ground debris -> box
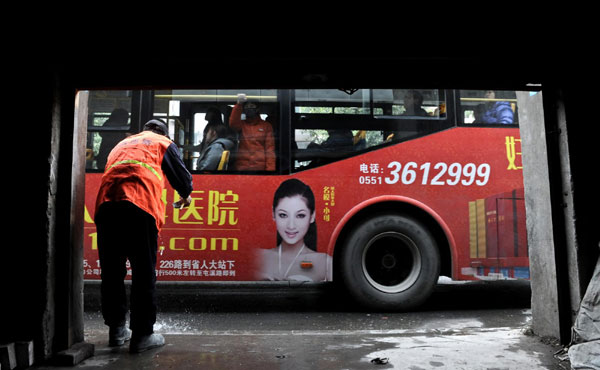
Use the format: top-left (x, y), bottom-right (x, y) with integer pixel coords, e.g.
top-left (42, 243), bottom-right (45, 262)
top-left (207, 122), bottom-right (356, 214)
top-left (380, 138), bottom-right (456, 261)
top-left (371, 357), bottom-right (389, 365)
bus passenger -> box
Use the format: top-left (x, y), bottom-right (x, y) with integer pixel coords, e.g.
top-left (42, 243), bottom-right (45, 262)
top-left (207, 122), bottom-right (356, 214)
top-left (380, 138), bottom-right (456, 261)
top-left (229, 94), bottom-right (276, 171)
top-left (94, 119), bottom-right (193, 353)
top-left (258, 179), bottom-right (332, 282)
top-left (196, 123), bottom-right (236, 171)
top-left (476, 90), bottom-right (514, 124)
top-left (402, 90), bottom-right (428, 117)
top-left (385, 90), bottom-right (429, 142)
top-left (205, 106), bottom-right (224, 126)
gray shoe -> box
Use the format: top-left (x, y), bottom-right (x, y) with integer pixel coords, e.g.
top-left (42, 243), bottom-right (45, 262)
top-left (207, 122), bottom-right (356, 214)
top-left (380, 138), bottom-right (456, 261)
top-left (109, 326), bottom-right (132, 346)
top-left (129, 333), bottom-right (165, 353)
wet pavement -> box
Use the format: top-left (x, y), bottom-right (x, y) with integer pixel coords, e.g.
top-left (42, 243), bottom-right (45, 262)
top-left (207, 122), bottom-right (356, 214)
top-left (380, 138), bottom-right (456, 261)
top-left (33, 280), bottom-right (571, 369)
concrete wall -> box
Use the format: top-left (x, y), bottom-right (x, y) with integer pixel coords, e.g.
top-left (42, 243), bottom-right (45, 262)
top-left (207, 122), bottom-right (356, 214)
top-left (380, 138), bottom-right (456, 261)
top-left (0, 73), bottom-right (91, 363)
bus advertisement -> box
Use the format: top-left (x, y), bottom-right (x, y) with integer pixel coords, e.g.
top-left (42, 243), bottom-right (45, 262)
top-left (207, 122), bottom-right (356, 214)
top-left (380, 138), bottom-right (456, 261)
top-left (82, 88), bottom-right (532, 310)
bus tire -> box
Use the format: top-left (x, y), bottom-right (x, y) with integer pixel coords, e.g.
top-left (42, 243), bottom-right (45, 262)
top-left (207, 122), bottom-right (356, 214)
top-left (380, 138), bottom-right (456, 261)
top-left (340, 213), bottom-right (440, 311)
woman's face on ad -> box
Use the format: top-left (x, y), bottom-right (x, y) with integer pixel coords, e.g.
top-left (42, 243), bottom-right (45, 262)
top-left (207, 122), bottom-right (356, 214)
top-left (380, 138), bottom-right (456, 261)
top-left (274, 195), bottom-right (315, 248)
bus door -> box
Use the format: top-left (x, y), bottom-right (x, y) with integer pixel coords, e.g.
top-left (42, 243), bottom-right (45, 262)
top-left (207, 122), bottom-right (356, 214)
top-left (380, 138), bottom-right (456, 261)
top-left (492, 190), bottom-right (528, 278)
top-left (468, 186), bottom-right (528, 280)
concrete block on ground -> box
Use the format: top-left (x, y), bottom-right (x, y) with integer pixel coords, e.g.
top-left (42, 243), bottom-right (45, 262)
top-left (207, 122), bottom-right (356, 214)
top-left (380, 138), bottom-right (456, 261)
top-left (0, 343), bottom-right (16, 370)
top-left (53, 342), bottom-right (94, 366)
top-left (15, 341), bottom-right (34, 369)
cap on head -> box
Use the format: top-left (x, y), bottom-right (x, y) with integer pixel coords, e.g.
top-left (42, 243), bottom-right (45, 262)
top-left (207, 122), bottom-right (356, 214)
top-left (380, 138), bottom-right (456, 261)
top-left (143, 119), bottom-right (169, 136)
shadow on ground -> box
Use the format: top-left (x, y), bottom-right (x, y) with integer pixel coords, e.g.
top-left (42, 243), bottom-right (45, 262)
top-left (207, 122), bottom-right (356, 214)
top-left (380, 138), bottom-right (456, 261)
top-left (84, 279), bottom-right (531, 314)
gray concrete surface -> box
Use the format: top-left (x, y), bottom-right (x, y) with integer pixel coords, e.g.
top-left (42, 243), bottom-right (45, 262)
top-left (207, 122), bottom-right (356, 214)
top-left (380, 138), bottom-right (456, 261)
top-left (33, 310), bottom-right (568, 370)
top-left (31, 280), bottom-right (571, 369)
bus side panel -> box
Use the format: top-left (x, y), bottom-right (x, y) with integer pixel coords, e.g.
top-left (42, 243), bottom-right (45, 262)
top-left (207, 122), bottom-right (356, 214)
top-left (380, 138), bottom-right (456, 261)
top-left (83, 126), bottom-right (526, 282)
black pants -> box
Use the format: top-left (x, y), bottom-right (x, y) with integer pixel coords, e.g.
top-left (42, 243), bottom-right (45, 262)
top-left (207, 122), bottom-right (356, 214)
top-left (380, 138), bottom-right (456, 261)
top-left (96, 201), bottom-right (158, 336)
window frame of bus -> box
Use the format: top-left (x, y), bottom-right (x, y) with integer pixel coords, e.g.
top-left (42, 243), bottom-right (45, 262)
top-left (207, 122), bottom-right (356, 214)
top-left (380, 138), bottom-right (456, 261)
top-left (85, 89), bottom-right (456, 174)
top-left (85, 90), bottom-right (152, 172)
top-left (151, 90), bottom-right (282, 175)
top-left (456, 90), bottom-right (519, 127)
top-left (291, 89), bottom-right (455, 172)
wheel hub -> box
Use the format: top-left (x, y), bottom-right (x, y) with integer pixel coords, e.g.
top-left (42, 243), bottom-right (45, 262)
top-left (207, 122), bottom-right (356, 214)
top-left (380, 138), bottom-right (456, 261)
top-left (361, 231), bottom-right (422, 293)
top-left (381, 254), bottom-right (397, 269)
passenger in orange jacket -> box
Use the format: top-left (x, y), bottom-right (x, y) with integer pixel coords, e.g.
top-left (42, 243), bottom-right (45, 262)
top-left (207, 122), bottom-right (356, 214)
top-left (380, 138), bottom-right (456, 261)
top-left (229, 94), bottom-right (276, 171)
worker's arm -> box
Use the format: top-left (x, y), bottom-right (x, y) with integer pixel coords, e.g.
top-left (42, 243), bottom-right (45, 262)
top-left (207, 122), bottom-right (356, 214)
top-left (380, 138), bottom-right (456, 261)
top-left (162, 143), bottom-right (193, 203)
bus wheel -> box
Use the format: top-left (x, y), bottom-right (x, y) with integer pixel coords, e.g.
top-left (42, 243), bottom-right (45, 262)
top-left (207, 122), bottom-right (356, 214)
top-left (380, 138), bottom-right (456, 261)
top-left (340, 214), bottom-right (440, 311)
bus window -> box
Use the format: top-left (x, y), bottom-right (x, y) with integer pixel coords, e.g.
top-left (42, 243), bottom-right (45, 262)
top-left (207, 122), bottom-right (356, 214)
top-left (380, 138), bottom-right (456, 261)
top-left (153, 90), bottom-right (279, 173)
top-left (85, 90), bottom-right (133, 171)
top-left (459, 90), bottom-right (519, 125)
top-left (372, 89), bottom-right (446, 118)
top-left (153, 90), bottom-right (194, 168)
top-left (292, 89), bottom-right (448, 170)
top-left (374, 89), bottom-right (447, 143)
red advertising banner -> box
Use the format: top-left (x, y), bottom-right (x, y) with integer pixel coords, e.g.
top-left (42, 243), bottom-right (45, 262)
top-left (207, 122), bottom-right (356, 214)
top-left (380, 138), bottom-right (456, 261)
top-left (84, 127), bottom-right (527, 282)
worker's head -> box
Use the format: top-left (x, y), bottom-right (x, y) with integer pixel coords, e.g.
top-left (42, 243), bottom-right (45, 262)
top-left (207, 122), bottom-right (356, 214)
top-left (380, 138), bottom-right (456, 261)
top-left (143, 119), bottom-right (169, 137)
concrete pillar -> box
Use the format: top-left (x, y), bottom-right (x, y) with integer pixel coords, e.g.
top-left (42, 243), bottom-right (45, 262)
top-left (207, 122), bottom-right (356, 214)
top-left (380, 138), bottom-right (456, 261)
top-left (518, 89), bottom-right (582, 343)
top-left (518, 90), bottom-right (563, 339)
top-left (39, 75), bottom-right (93, 364)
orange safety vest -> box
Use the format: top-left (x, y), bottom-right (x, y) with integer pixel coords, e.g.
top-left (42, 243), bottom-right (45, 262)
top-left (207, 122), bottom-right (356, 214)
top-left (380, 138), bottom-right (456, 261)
top-left (94, 131), bottom-right (172, 231)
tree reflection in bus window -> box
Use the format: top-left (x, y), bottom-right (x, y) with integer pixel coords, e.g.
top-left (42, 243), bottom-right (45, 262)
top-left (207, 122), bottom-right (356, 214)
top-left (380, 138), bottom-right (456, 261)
top-left (292, 89), bottom-right (447, 171)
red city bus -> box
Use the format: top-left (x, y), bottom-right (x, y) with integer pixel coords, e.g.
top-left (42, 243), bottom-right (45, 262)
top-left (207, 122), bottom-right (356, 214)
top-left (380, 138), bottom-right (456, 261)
top-left (82, 88), bottom-right (532, 310)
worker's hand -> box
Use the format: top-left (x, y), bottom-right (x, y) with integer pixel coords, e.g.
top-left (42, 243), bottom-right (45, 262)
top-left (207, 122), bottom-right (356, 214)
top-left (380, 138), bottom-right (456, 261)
top-left (237, 93), bottom-right (247, 104)
top-left (173, 195), bottom-right (193, 209)
top-left (182, 195), bottom-right (192, 207)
